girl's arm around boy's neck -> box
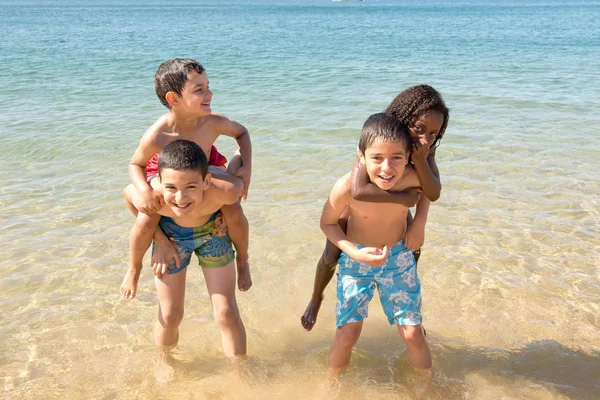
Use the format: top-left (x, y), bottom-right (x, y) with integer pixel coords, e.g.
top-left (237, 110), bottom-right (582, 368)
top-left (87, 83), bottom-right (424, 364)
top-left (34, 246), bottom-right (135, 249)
top-left (350, 160), bottom-right (421, 207)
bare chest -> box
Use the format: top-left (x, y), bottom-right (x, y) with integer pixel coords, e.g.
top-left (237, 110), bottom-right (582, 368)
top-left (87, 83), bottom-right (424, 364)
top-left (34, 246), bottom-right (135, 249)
top-left (346, 200), bottom-right (409, 247)
top-left (160, 128), bottom-right (215, 157)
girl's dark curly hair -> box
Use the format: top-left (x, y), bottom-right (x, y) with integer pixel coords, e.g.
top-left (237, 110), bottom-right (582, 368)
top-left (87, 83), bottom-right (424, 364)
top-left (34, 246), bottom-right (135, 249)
top-left (385, 85), bottom-right (449, 152)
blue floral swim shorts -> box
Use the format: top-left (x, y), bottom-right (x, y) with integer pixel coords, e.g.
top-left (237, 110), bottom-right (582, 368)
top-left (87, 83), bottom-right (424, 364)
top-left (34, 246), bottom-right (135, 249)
top-left (335, 240), bottom-right (422, 328)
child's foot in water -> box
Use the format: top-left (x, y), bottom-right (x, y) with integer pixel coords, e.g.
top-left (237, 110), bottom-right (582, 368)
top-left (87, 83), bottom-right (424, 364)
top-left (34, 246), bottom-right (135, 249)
top-left (154, 346), bottom-right (176, 383)
top-left (120, 264), bottom-right (141, 299)
top-left (301, 296), bottom-right (323, 331)
top-left (236, 255), bottom-right (252, 292)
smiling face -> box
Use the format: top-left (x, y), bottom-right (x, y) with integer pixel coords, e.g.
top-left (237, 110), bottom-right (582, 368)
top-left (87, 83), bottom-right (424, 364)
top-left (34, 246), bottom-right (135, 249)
top-left (409, 110), bottom-right (444, 148)
top-left (175, 71), bottom-right (213, 116)
top-left (159, 168), bottom-right (210, 217)
top-left (359, 138), bottom-right (409, 190)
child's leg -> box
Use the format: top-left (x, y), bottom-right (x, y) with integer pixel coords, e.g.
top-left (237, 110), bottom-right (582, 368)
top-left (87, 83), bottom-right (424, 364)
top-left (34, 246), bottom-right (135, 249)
top-left (301, 239), bottom-right (341, 331)
top-left (203, 261), bottom-right (247, 359)
top-left (397, 324), bottom-right (432, 374)
top-left (154, 268), bottom-right (187, 347)
top-left (220, 202), bottom-right (251, 292)
top-left (121, 212), bottom-right (160, 299)
top-left (327, 321), bottom-right (364, 374)
top-left (301, 211), bottom-right (349, 331)
top-left (221, 152), bottom-right (251, 292)
top-left (406, 211), bottom-right (421, 263)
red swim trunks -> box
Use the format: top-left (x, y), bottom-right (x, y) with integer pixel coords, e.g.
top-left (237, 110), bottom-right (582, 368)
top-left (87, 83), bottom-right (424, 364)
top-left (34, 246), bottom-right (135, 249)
top-left (146, 145), bottom-right (227, 178)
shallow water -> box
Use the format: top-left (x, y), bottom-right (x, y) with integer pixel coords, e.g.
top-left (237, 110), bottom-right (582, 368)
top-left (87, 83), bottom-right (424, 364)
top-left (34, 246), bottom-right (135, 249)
top-left (1, 0), bottom-right (599, 399)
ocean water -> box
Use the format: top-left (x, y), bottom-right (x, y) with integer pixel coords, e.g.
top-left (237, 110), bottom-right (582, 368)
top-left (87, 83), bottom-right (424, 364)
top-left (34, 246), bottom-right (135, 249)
top-left (1, 0), bottom-right (599, 398)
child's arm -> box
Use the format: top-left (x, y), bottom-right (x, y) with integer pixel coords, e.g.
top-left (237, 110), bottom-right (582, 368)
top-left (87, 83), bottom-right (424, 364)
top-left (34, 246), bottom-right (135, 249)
top-left (128, 132), bottom-right (165, 214)
top-left (123, 184), bottom-right (181, 278)
top-left (215, 117), bottom-right (252, 200)
top-left (320, 177), bottom-right (388, 267)
top-left (123, 184), bottom-right (173, 219)
top-left (405, 195), bottom-right (430, 252)
top-left (351, 160), bottom-right (421, 206)
top-left (401, 162), bottom-right (432, 252)
top-left (410, 146), bottom-right (441, 202)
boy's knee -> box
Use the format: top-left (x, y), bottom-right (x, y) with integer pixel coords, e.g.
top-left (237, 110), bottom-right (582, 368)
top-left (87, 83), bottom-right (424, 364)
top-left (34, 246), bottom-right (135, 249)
top-left (214, 303), bottom-right (240, 327)
top-left (160, 308), bottom-right (184, 328)
top-left (401, 325), bottom-right (426, 345)
top-left (336, 326), bottom-right (361, 348)
top-left (135, 212), bottom-right (160, 229)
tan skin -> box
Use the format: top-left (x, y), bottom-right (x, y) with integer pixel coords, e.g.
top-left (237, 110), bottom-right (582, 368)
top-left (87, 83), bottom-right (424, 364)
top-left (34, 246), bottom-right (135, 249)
top-left (321, 141), bottom-right (431, 374)
top-left (120, 166), bottom-right (243, 298)
top-left (126, 70), bottom-right (253, 292)
top-left (121, 168), bottom-right (247, 358)
top-left (301, 111), bottom-right (444, 332)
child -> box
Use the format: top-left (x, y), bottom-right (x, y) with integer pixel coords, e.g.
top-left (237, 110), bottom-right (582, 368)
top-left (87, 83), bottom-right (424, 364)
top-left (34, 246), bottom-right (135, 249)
top-left (319, 113), bottom-right (431, 376)
top-left (301, 85), bottom-right (448, 331)
top-left (120, 58), bottom-right (252, 299)
top-left (123, 140), bottom-right (247, 358)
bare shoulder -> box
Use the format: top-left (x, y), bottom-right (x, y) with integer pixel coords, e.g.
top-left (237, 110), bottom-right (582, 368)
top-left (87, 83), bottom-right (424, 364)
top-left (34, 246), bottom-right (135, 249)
top-left (142, 114), bottom-right (172, 145)
top-left (330, 172), bottom-right (353, 201)
top-left (196, 113), bottom-right (230, 137)
top-left (206, 113), bottom-right (230, 126)
top-left (396, 164), bottom-right (421, 190)
top-left (206, 113), bottom-right (247, 138)
top-left (197, 187), bottom-right (227, 216)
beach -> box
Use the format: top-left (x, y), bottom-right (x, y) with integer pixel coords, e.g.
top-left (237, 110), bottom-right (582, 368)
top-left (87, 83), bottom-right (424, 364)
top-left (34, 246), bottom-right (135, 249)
top-left (1, 0), bottom-right (599, 398)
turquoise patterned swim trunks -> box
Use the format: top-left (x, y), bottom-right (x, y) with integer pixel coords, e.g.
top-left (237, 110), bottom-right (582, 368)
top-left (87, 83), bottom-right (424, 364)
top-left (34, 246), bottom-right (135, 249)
top-left (336, 240), bottom-right (422, 328)
top-left (155, 211), bottom-right (235, 274)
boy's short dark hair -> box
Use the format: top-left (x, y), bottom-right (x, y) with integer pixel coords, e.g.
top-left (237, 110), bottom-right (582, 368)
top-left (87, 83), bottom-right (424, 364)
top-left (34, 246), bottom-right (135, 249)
top-left (358, 113), bottom-right (411, 154)
top-left (158, 140), bottom-right (208, 178)
top-left (155, 59), bottom-right (205, 108)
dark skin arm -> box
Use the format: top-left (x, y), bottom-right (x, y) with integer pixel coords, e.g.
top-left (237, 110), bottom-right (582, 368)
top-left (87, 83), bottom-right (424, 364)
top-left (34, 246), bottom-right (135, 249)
top-left (351, 160), bottom-right (421, 205)
top-left (411, 145), bottom-right (441, 201)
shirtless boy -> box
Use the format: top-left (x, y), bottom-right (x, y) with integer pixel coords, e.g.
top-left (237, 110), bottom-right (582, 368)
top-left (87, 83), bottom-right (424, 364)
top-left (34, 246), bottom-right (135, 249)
top-left (319, 113), bottom-right (431, 376)
top-left (123, 140), bottom-right (247, 357)
top-left (121, 58), bottom-right (252, 299)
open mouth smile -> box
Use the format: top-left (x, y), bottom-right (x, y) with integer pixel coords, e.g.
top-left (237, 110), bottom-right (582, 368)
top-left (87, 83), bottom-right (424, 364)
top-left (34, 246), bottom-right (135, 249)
top-left (172, 202), bottom-right (192, 211)
top-left (377, 174), bottom-right (395, 183)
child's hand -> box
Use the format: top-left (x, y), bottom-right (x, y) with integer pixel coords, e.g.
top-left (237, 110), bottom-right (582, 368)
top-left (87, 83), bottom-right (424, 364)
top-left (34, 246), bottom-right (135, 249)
top-left (352, 245), bottom-right (389, 267)
top-left (138, 188), bottom-right (164, 215)
top-left (235, 165), bottom-right (251, 201)
top-left (411, 139), bottom-right (431, 164)
top-left (405, 221), bottom-right (425, 252)
top-left (151, 237), bottom-right (181, 280)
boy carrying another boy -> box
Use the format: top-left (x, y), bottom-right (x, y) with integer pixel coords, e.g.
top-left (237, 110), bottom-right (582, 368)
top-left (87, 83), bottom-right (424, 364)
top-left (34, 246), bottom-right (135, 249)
top-left (319, 113), bottom-right (431, 377)
top-left (121, 58), bottom-right (252, 300)
top-left (123, 139), bottom-right (247, 359)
